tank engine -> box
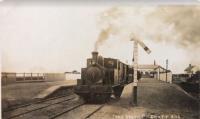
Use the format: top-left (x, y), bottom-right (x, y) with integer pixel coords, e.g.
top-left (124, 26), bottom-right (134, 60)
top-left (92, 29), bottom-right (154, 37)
top-left (74, 51), bottom-right (140, 103)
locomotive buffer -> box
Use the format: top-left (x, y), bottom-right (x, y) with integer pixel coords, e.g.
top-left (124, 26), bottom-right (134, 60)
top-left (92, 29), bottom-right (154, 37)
top-left (130, 34), bottom-right (151, 106)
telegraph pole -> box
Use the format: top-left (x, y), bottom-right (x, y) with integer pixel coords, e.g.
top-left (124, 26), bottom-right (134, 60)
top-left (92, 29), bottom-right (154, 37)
top-left (166, 59), bottom-right (168, 82)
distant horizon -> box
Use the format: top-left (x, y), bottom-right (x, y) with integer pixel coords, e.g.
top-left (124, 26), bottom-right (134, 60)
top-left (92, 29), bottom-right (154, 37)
top-left (0, 63), bottom-right (197, 74)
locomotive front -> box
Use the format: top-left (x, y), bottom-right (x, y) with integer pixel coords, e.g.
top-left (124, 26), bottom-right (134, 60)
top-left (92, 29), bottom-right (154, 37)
top-left (84, 52), bottom-right (104, 84)
top-left (74, 51), bottom-right (112, 103)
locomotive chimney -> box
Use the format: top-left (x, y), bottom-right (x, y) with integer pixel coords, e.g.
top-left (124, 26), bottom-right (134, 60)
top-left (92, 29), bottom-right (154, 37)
top-left (92, 51), bottom-right (98, 63)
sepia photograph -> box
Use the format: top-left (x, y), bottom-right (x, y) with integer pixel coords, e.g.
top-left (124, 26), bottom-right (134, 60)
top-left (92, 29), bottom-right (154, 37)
top-left (0, 1), bottom-right (199, 119)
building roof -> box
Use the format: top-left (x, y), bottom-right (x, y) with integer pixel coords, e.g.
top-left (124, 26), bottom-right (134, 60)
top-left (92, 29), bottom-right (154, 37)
top-left (133, 64), bottom-right (171, 72)
top-left (137, 64), bottom-right (160, 69)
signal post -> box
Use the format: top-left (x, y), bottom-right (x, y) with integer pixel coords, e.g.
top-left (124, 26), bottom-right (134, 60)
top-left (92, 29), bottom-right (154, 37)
top-left (130, 34), bottom-right (151, 106)
top-left (132, 40), bottom-right (138, 106)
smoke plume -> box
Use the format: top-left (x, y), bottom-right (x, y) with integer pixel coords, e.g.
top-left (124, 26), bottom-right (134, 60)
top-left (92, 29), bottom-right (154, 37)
top-left (94, 7), bottom-right (122, 51)
top-left (94, 26), bottom-right (118, 51)
top-left (150, 6), bottom-right (200, 48)
top-left (94, 6), bottom-right (200, 51)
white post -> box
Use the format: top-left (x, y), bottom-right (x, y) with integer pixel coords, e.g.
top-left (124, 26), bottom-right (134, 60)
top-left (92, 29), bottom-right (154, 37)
top-left (130, 35), bottom-right (151, 106)
top-left (132, 40), bottom-right (138, 105)
top-left (133, 41), bottom-right (138, 85)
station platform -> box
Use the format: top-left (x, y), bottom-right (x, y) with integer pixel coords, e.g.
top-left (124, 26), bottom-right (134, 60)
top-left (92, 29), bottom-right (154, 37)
top-left (34, 82), bottom-right (75, 99)
top-left (91, 78), bottom-right (199, 119)
top-left (2, 80), bottom-right (76, 111)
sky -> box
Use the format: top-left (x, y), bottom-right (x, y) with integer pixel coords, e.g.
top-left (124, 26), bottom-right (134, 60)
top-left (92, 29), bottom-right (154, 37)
top-left (0, 2), bottom-right (200, 73)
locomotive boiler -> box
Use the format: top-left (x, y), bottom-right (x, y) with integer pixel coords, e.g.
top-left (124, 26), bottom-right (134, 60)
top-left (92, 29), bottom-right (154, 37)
top-left (74, 51), bottom-right (140, 103)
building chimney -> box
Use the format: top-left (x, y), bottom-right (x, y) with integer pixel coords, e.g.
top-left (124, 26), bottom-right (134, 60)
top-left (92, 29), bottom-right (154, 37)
top-left (92, 51), bottom-right (98, 63)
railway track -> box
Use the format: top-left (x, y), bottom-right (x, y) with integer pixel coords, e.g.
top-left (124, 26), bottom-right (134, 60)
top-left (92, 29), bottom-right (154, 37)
top-left (84, 104), bottom-right (105, 119)
top-left (3, 93), bottom-right (74, 112)
top-left (49, 102), bottom-right (85, 119)
top-left (53, 104), bottom-right (105, 119)
top-left (3, 94), bottom-right (105, 119)
top-left (3, 94), bottom-right (78, 119)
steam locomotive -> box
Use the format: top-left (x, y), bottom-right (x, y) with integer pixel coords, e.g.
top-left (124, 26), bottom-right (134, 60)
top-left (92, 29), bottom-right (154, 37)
top-left (74, 51), bottom-right (140, 103)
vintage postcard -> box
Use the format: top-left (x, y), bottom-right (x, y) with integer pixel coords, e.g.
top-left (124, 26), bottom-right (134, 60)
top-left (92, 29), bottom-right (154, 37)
top-left (1, 0), bottom-right (199, 119)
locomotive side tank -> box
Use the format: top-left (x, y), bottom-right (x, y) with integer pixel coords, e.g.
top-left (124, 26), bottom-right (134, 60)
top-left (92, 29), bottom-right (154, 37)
top-left (74, 51), bottom-right (140, 103)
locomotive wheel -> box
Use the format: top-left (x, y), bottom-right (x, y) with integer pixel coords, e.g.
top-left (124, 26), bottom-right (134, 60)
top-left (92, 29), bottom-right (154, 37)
top-left (113, 85), bottom-right (124, 99)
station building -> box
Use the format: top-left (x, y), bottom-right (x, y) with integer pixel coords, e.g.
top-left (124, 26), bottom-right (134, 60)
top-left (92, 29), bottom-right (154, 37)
top-left (136, 64), bottom-right (172, 83)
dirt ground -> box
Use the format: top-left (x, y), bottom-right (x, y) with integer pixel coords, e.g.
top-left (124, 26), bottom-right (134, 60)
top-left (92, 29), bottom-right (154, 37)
top-left (2, 80), bottom-right (76, 110)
